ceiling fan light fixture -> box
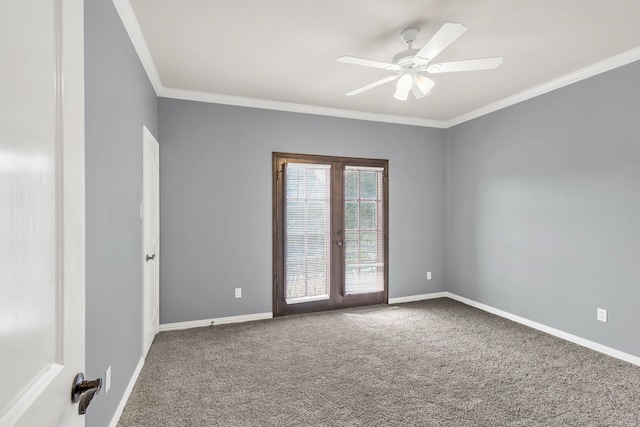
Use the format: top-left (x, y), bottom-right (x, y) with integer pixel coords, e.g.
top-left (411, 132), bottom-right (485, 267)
top-left (415, 75), bottom-right (435, 95)
top-left (394, 74), bottom-right (413, 101)
top-left (412, 82), bottom-right (427, 99)
top-left (396, 74), bottom-right (413, 90)
top-left (393, 87), bottom-right (410, 101)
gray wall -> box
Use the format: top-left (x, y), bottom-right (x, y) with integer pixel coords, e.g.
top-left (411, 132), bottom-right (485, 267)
top-left (158, 99), bottom-right (446, 324)
top-left (446, 60), bottom-right (640, 357)
top-left (84, 0), bottom-right (158, 425)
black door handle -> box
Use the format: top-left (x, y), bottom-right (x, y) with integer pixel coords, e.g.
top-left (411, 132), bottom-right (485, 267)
top-left (146, 254), bottom-right (156, 262)
top-left (71, 373), bottom-right (102, 415)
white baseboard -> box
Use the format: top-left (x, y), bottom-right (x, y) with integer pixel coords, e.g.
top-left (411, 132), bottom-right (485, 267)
top-left (159, 312), bottom-right (273, 332)
top-left (444, 292), bottom-right (640, 368)
top-left (388, 292), bottom-right (448, 305)
top-left (108, 355), bottom-right (145, 427)
top-left (109, 292), bottom-right (639, 427)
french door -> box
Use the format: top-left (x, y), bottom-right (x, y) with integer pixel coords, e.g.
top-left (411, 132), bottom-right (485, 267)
top-left (273, 153), bottom-right (388, 316)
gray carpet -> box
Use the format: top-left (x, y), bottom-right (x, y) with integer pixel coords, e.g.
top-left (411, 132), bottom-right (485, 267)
top-left (118, 298), bottom-right (640, 426)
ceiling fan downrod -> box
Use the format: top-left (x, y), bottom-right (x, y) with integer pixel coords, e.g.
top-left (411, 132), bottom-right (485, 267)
top-left (401, 27), bottom-right (420, 50)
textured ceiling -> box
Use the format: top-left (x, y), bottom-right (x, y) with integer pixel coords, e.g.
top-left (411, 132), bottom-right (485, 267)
top-left (129, 0), bottom-right (640, 124)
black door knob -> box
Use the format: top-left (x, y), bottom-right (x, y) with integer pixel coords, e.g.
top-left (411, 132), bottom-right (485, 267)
top-left (71, 373), bottom-right (102, 415)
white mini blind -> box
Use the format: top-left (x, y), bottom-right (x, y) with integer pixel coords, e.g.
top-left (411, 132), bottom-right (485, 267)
top-left (344, 166), bottom-right (385, 294)
top-left (284, 163), bottom-right (331, 303)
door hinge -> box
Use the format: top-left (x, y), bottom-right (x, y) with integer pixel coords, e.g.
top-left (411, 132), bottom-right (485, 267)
top-left (276, 169), bottom-right (283, 180)
top-left (277, 228), bottom-right (280, 239)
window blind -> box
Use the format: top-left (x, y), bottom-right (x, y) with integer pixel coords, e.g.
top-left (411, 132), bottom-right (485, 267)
top-left (344, 166), bottom-right (385, 294)
top-left (284, 163), bottom-right (331, 303)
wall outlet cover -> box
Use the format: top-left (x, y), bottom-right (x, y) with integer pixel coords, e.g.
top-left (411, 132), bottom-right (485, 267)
top-left (235, 288), bottom-right (242, 298)
top-left (427, 272), bottom-right (432, 280)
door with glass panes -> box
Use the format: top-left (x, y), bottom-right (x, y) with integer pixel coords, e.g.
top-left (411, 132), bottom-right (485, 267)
top-left (273, 153), bottom-right (388, 316)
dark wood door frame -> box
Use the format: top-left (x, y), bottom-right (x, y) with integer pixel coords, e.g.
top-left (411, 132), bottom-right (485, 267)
top-left (272, 152), bottom-right (389, 317)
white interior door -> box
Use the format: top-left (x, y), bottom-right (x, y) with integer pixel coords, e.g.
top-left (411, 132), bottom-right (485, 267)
top-left (142, 127), bottom-right (160, 356)
top-left (0, 0), bottom-right (86, 426)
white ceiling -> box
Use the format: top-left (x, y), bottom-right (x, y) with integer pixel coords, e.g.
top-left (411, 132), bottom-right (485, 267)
top-left (127, 0), bottom-right (640, 126)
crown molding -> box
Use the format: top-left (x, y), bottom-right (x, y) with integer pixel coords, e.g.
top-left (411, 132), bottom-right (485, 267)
top-left (113, 0), bottom-right (639, 130)
top-left (446, 47), bottom-right (640, 127)
top-left (159, 87), bottom-right (448, 128)
top-left (112, 0), bottom-right (446, 128)
top-left (112, 0), bottom-right (163, 94)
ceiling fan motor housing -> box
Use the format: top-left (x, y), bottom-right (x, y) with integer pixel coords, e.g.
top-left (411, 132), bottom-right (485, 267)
top-left (395, 27), bottom-right (430, 70)
top-left (401, 27), bottom-right (420, 44)
top-left (392, 49), bottom-right (429, 70)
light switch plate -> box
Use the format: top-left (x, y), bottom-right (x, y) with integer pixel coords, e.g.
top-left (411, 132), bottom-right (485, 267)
top-left (105, 366), bottom-right (111, 393)
top-left (597, 308), bottom-right (607, 323)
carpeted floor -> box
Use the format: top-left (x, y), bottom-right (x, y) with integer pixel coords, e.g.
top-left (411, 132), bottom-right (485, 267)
top-left (117, 298), bottom-right (640, 426)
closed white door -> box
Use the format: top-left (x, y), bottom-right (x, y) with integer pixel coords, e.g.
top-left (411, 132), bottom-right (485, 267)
top-left (0, 0), bottom-right (86, 426)
top-left (142, 127), bottom-right (160, 356)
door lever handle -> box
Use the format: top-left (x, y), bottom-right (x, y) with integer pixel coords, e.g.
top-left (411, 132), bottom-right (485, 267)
top-left (146, 254), bottom-right (156, 262)
top-left (71, 373), bottom-right (102, 415)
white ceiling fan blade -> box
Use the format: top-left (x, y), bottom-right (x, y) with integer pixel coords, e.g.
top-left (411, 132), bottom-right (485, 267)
top-left (345, 75), bottom-right (400, 96)
top-left (337, 56), bottom-right (398, 70)
top-left (427, 57), bottom-right (503, 73)
top-left (416, 23), bottom-right (467, 62)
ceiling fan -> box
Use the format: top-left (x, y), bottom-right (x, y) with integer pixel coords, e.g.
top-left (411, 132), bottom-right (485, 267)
top-left (337, 23), bottom-right (503, 101)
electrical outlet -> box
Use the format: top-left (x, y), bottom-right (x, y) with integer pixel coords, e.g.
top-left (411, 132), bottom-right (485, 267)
top-left (597, 308), bottom-right (607, 323)
top-left (105, 366), bottom-right (111, 393)
top-left (427, 272), bottom-right (432, 280)
top-left (235, 288), bottom-right (242, 298)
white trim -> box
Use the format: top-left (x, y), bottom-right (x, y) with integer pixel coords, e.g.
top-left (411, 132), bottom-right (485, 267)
top-left (113, 0), bottom-right (640, 129)
top-left (159, 87), bottom-right (448, 128)
top-left (445, 292), bottom-right (640, 367)
top-left (446, 47), bottom-right (640, 127)
top-left (111, 0), bottom-right (162, 94)
top-left (142, 124), bottom-right (156, 143)
top-left (108, 356), bottom-right (145, 427)
top-left (388, 292), bottom-right (448, 305)
top-left (0, 364), bottom-right (64, 426)
top-left (159, 312), bottom-right (273, 332)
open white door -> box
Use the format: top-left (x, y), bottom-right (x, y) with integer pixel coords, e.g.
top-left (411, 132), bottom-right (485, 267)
top-left (142, 127), bottom-right (160, 356)
top-left (0, 0), bottom-right (86, 426)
